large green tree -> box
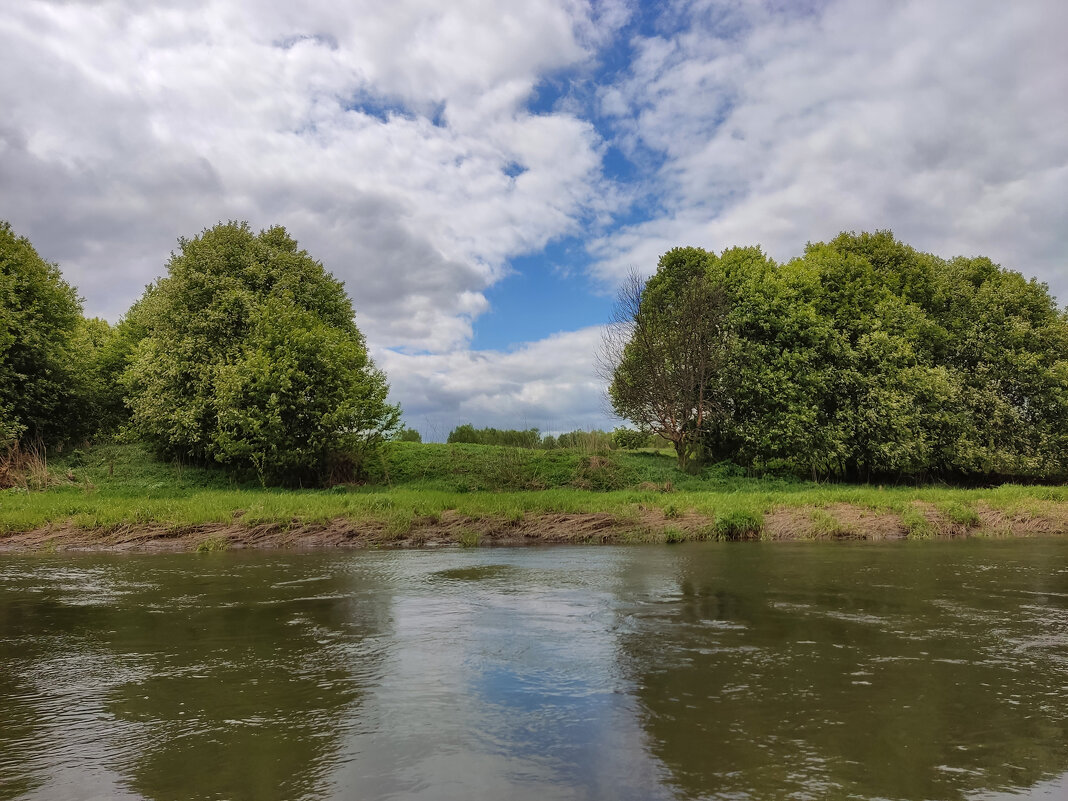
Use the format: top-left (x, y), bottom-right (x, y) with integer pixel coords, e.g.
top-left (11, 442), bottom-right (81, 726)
top-left (0, 221), bottom-right (84, 446)
top-left (123, 222), bottom-right (399, 483)
top-left (607, 231), bottom-right (1068, 481)
top-left (606, 247), bottom-right (734, 471)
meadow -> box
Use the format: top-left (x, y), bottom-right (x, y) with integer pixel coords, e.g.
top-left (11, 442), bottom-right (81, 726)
top-left (3, 442), bottom-right (1067, 549)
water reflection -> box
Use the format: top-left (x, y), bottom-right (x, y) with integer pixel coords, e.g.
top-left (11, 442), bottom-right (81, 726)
top-left (1, 541), bottom-right (1067, 800)
top-left (618, 542), bottom-right (1068, 800)
top-left (0, 554), bottom-right (392, 801)
top-left (321, 550), bottom-right (669, 800)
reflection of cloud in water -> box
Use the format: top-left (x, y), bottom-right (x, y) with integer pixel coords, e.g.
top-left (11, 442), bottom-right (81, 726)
top-left (324, 549), bottom-right (672, 800)
top-left (4, 645), bottom-right (148, 801)
top-left (0, 553), bottom-right (393, 801)
top-left (5, 543), bottom-right (1068, 800)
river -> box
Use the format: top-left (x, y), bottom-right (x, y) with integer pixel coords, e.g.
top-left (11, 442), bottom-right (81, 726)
top-left (1, 539), bottom-right (1067, 800)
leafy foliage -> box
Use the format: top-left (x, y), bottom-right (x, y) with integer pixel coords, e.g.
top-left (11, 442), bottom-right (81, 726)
top-left (612, 428), bottom-right (654, 450)
top-left (394, 426), bottom-right (423, 443)
top-left (447, 424), bottom-right (542, 449)
top-left (608, 231), bottom-right (1068, 481)
top-left (0, 221), bottom-right (85, 446)
top-left (605, 248), bottom-right (734, 471)
top-left (68, 316), bottom-right (133, 437)
top-left (123, 222), bottom-right (399, 484)
top-left (445, 424), bottom-right (615, 452)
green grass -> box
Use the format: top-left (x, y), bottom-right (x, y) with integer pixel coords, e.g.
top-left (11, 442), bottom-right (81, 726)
top-left (806, 508), bottom-right (850, 539)
top-left (195, 535), bottom-right (230, 553)
top-left (1, 442), bottom-right (1066, 541)
top-left (458, 528), bottom-right (482, 548)
top-left (901, 505), bottom-right (936, 539)
top-left (941, 501), bottom-right (981, 527)
top-left (714, 509), bottom-right (764, 541)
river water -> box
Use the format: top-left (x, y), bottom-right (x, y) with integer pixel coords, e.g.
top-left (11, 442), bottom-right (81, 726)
top-left (1, 540), bottom-right (1067, 801)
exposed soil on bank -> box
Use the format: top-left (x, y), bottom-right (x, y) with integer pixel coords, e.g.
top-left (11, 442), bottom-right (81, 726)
top-left (3, 501), bottom-right (1068, 552)
top-left (761, 502), bottom-right (1068, 540)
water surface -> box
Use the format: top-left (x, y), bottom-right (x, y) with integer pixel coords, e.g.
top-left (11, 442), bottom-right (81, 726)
top-left (1, 540), bottom-right (1067, 800)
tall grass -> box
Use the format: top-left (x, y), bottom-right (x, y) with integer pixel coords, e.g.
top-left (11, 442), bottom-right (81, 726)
top-left (0, 440), bottom-right (56, 491)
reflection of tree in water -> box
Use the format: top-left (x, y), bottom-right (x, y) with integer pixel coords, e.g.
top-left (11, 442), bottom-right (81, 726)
top-left (618, 544), bottom-right (1068, 801)
top-left (0, 588), bottom-right (76, 799)
top-left (0, 554), bottom-right (391, 801)
top-left (106, 555), bottom-right (391, 801)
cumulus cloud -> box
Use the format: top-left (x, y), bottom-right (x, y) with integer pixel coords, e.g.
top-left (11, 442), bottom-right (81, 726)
top-left (591, 0), bottom-right (1068, 301)
top-left (375, 327), bottom-right (615, 439)
top-left (4, 0), bottom-right (1066, 436)
top-left (0, 0), bottom-right (620, 350)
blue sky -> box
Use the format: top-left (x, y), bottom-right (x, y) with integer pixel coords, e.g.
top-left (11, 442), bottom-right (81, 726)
top-left (2, 0), bottom-right (1066, 437)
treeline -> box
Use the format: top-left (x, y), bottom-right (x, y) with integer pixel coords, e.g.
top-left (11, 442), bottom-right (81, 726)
top-left (445, 424), bottom-right (664, 451)
top-left (1, 221), bottom-right (399, 485)
top-left (609, 231), bottom-right (1068, 481)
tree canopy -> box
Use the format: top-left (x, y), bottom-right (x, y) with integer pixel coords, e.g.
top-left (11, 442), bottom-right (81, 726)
top-left (608, 231), bottom-right (1068, 481)
top-left (605, 247), bottom-right (733, 472)
top-left (447, 424), bottom-right (542, 449)
top-left (123, 222), bottom-right (399, 483)
top-left (0, 222), bottom-right (85, 446)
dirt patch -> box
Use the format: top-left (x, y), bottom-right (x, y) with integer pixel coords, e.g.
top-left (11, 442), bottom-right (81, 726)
top-left (765, 501), bottom-right (1068, 542)
top-left (975, 502), bottom-right (1068, 537)
top-left (764, 504), bottom-right (906, 541)
top-left (0, 506), bottom-right (719, 553)
top-left (3, 502), bottom-right (1068, 552)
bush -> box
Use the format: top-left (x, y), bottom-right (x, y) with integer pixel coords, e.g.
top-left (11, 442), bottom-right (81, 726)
top-left (714, 509), bottom-right (763, 540)
top-left (0, 221), bottom-right (84, 446)
top-left (395, 426), bottom-right (422, 443)
top-left (447, 424), bottom-right (541, 448)
top-left (613, 428), bottom-right (651, 450)
top-left (123, 222), bottom-right (399, 484)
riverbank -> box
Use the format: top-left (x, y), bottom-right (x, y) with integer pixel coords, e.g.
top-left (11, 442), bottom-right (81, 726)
top-left (2, 443), bottom-right (1067, 551)
top-left (3, 500), bottom-right (1068, 552)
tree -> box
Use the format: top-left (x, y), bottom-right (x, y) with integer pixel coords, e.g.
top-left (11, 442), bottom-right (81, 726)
top-left (604, 248), bottom-right (734, 472)
top-left (0, 221), bottom-right (84, 447)
top-left (933, 254), bottom-right (1068, 477)
top-left (67, 316), bottom-right (129, 438)
top-left (123, 222), bottom-right (399, 484)
top-left (612, 428), bottom-right (652, 450)
top-left (445, 424), bottom-right (541, 448)
top-left (602, 233), bottom-right (1068, 481)
top-left (394, 426), bottom-right (422, 443)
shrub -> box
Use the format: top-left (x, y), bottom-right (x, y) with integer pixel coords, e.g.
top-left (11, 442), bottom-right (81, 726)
top-left (613, 427), bottom-right (651, 450)
top-left (447, 424), bottom-right (541, 448)
top-left (123, 222), bottom-right (399, 484)
top-left (395, 426), bottom-right (423, 443)
top-left (0, 222), bottom-right (84, 445)
top-left (714, 509), bottom-right (763, 540)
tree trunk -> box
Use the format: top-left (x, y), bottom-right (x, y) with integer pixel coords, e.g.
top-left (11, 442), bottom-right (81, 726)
top-left (674, 439), bottom-right (689, 472)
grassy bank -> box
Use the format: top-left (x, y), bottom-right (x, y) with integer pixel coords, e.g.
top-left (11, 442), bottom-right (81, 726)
top-left (2, 442), bottom-right (1068, 550)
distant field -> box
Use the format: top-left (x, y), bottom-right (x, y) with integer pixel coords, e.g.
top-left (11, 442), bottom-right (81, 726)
top-left (2, 442), bottom-right (1067, 550)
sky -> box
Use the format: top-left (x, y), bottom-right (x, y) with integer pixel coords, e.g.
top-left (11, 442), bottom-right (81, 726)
top-left (2, 0), bottom-right (1066, 439)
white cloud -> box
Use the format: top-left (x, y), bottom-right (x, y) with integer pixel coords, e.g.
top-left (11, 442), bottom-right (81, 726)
top-left (375, 327), bottom-right (615, 439)
top-left (591, 0), bottom-right (1068, 302)
top-left (0, 0), bottom-right (622, 350)
top-left (4, 0), bottom-right (1065, 434)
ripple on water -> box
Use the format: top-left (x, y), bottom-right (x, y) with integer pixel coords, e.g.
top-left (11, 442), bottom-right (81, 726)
top-left (3, 542), bottom-right (1068, 801)
top-left (429, 564), bottom-right (518, 583)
